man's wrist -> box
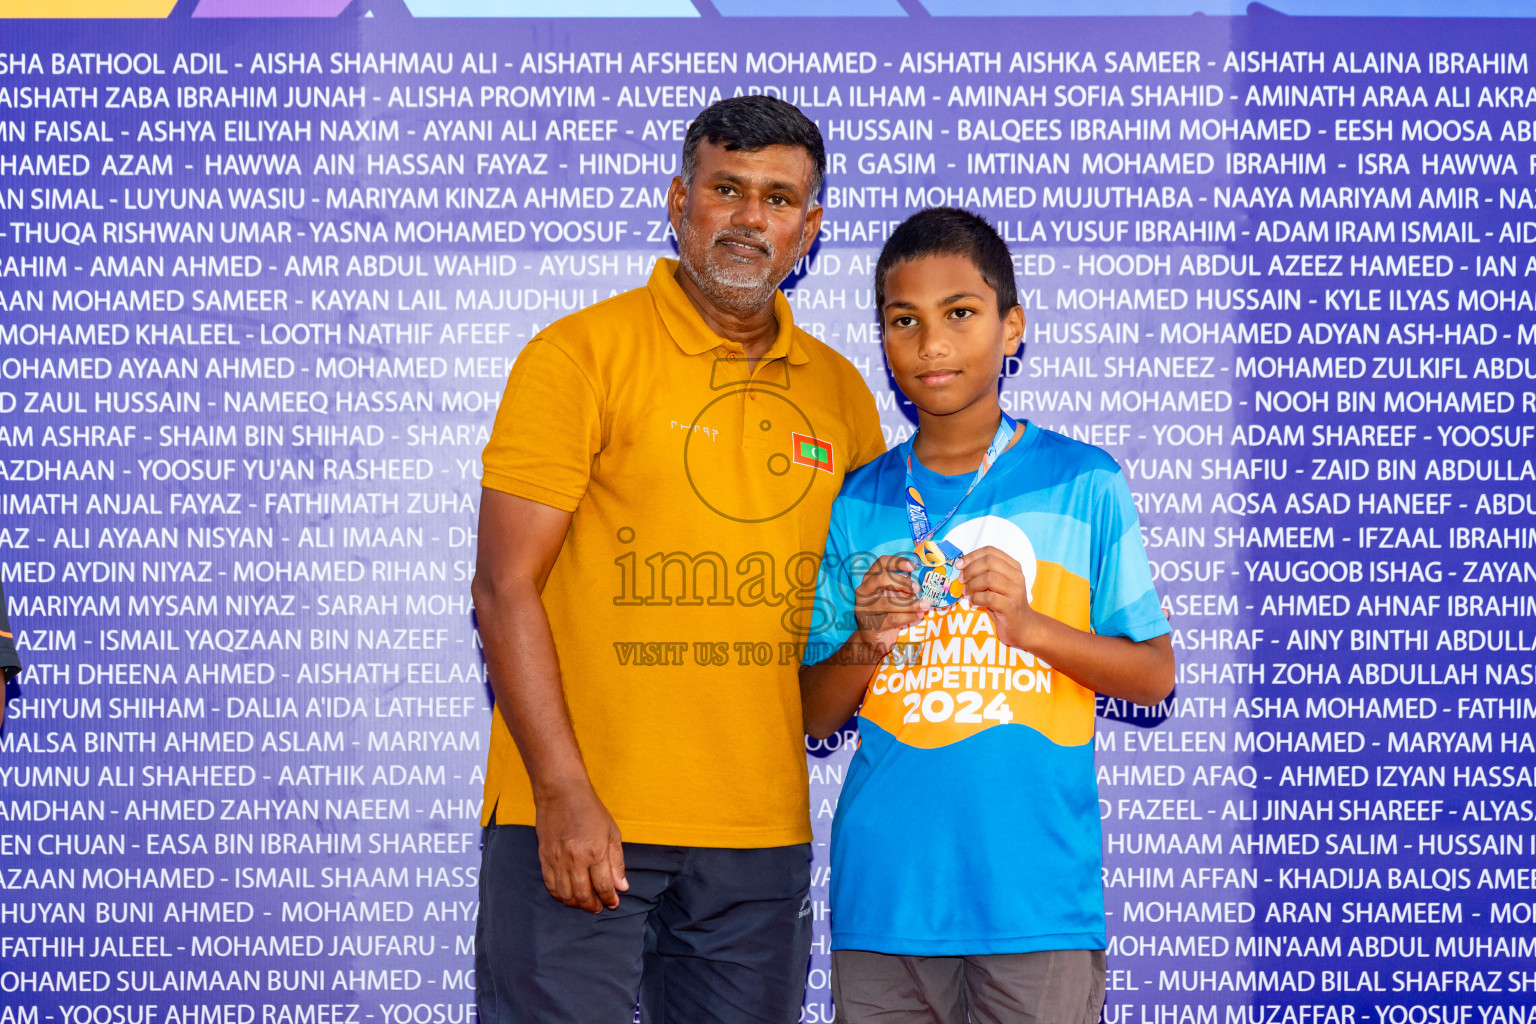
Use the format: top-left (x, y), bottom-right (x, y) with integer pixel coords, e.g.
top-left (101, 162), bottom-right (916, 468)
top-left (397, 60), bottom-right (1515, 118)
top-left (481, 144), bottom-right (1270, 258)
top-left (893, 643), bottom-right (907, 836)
top-left (531, 773), bottom-right (596, 804)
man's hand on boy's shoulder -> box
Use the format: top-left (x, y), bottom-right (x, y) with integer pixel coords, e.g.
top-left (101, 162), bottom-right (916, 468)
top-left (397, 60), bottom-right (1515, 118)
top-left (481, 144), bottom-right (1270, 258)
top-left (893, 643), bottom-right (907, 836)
top-left (955, 546), bottom-right (1043, 652)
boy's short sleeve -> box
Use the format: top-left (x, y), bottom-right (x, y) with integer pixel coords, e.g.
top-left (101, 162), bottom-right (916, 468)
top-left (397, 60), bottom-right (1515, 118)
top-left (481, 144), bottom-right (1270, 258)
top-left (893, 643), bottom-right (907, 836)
top-left (480, 339), bottom-right (603, 512)
top-left (1088, 467), bottom-right (1171, 643)
top-left (803, 500), bottom-right (860, 666)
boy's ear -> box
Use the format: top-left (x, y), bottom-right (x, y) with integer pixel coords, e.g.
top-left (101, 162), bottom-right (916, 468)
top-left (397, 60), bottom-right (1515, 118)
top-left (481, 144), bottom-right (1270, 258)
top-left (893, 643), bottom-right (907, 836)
top-left (1002, 304), bottom-right (1025, 357)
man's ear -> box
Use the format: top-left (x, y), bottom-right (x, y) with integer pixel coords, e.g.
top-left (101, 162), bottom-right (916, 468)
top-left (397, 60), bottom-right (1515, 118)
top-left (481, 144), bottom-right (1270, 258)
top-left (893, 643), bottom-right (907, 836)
top-left (800, 203), bottom-right (824, 255)
top-left (666, 176), bottom-right (687, 237)
top-left (1003, 305), bottom-right (1025, 357)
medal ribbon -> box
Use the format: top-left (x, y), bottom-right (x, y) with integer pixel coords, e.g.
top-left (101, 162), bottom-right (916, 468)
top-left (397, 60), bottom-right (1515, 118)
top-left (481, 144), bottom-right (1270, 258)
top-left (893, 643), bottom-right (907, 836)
top-left (903, 413), bottom-right (1021, 566)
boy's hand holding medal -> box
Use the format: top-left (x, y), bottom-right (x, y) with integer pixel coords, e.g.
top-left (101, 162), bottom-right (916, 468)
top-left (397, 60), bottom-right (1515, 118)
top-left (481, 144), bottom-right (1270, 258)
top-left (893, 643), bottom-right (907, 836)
top-left (851, 542), bottom-right (1044, 659)
top-left (851, 554), bottom-right (932, 652)
top-left (954, 545), bottom-right (1045, 653)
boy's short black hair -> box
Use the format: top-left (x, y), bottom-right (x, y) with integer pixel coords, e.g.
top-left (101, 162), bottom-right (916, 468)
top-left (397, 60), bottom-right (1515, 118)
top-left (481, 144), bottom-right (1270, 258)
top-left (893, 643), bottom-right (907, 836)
top-left (875, 207), bottom-right (1018, 317)
top-left (682, 95), bottom-right (826, 201)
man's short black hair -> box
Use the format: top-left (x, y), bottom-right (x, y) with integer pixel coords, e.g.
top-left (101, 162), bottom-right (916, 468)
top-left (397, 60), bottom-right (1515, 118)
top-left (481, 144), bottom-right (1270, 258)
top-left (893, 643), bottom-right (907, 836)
top-left (682, 95), bottom-right (826, 202)
top-left (875, 207), bottom-right (1018, 317)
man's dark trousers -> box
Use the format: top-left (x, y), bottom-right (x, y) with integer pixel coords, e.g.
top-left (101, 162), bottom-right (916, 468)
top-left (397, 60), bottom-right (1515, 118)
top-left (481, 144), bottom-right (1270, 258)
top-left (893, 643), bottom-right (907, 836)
top-left (476, 822), bottom-right (813, 1024)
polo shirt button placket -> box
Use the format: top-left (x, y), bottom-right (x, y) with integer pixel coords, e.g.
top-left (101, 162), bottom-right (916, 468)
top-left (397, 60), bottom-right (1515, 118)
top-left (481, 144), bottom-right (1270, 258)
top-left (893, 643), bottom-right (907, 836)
top-left (741, 360), bottom-right (768, 442)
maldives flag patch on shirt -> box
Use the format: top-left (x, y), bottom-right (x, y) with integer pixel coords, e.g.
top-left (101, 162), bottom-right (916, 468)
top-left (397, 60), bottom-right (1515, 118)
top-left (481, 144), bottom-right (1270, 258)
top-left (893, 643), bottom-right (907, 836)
top-left (792, 432), bottom-right (834, 473)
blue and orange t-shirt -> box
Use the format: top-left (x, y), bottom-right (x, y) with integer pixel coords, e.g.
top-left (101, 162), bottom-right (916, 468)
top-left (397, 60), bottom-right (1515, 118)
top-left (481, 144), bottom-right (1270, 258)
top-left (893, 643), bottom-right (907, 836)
top-left (805, 421), bottom-right (1169, 955)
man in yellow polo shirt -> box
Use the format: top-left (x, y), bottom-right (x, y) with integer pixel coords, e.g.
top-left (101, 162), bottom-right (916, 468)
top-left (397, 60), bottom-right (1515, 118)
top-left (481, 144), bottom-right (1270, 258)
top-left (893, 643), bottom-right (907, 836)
top-left (473, 96), bottom-right (883, 1024)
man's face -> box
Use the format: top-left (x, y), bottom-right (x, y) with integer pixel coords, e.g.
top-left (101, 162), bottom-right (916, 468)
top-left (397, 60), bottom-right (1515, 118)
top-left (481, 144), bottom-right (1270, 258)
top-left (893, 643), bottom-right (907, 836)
top-left (668, 141), bottom-right (824, 318)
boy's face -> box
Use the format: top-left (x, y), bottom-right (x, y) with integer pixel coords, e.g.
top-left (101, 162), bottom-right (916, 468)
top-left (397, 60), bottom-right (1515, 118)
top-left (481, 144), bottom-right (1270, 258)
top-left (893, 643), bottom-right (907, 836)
top-left (881, 254), bottom-right (1025, 420)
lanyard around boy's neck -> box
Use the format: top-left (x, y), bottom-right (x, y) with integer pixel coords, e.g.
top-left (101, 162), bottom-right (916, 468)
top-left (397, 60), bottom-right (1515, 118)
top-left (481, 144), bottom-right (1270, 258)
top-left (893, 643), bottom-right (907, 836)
top-left (903, 413), bottom-right (1021, 561)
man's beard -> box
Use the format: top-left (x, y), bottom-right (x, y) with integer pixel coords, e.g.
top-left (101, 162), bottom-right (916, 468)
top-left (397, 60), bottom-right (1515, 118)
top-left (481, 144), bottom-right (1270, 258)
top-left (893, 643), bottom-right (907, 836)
top-left (677, 218), bottom-right (803, 319)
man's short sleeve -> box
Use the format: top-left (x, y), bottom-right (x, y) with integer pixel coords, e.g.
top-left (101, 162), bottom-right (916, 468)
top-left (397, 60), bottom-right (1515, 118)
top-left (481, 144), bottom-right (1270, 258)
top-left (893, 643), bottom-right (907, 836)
top-left (480, 339), bottom-right (603, 512)
top-left (1088, 467), bottom-right (1170, 643)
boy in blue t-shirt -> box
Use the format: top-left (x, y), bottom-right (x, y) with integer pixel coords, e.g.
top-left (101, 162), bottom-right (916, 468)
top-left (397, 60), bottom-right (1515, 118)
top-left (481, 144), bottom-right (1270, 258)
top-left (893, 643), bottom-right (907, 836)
top-left (801, 208), bottom-right (1174, 1024)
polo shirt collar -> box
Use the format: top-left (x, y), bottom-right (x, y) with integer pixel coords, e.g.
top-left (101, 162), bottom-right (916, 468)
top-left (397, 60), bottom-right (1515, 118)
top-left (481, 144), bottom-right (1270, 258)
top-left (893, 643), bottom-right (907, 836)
top-left (648, 257), bottom-right (810, 366)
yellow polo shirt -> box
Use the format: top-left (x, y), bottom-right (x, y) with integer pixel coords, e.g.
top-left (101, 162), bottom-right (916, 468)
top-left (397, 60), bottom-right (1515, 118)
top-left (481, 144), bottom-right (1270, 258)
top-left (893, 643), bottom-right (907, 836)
top-left (480, 259), bottom-right (884, 847)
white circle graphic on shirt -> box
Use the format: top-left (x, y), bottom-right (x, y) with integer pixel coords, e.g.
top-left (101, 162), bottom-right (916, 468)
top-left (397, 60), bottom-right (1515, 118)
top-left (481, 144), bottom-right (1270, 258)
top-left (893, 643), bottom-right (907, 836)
top-left (944, 515), bottom-right (1037, 603)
